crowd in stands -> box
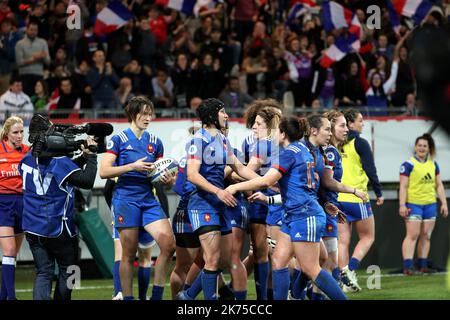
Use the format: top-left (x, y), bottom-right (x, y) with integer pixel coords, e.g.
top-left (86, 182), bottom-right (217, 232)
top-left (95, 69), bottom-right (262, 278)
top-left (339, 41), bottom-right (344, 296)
top-left (0, 0), bottom-right (448, 120)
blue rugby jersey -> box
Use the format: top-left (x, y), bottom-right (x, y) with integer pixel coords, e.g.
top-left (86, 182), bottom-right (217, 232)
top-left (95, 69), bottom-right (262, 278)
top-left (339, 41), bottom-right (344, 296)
top-left (187, 128), bottom-right (234, 209)
top-left (242, 133), bottom-right (256, 165)
top-left (251, 137), bottom-right (281, 176)
top-left (106, 128), bottom-right (163, 201)
top-left (173, 156), bottom-right (196, 210)
top-left (324, 145), bottom-right (343, 205)
top-left (19, 154), bottom-right (80, 237)
top-left (272, 142), bottom-right (318, 221)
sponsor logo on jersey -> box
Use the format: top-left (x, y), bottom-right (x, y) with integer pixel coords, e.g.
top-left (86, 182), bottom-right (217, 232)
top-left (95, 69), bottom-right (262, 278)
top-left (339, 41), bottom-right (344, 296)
top-left (295, 232), bottom-right (301, 238)
top-left (420, 173), bottom-right (434, 184)
top-left (326, 151), bottom-right (335, 162)
top-left (147, 144), bottom-right (154, 154)
top-left (204, 213), bottom-right (211, 222)
top-left (126, 145), bottom-right (133, 150)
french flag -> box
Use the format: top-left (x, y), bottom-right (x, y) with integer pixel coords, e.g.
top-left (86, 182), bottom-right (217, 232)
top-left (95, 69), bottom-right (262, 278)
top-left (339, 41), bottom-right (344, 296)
top-left (291, 0), bottom-right (317, 7)
top-left (322, 0), bottom-right (354, 32)
top-left (285, 3), bottom-right (310, 27)
top-left (387, 0), bottom-right (433, 28)
top-left (94, 1), bottom-right (133, 36)
top-left (194, 0), bottom-right (223, 16)
top-left (156, 0), bottom-right (196, 15)
top-left (319, 36), bottom-right (354, 68)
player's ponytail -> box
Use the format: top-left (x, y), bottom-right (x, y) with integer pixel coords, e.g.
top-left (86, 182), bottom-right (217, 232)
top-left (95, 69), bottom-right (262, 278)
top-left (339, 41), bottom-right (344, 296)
top-left (415, 133), bottom-right (436, 159)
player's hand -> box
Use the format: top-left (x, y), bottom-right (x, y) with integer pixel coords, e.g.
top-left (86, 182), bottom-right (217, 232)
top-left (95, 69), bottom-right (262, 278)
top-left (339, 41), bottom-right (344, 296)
top-left (216, 189), bottom-right (237, 207)
top-left (247, 191), bottom-right (268, 204)
top-left (440, 204), bottom-right (448, 218)
top-left (158, 169), bottom-right (176, 185)
top-left (399, 204), bottom-right (409, 218)
top-left (376, 197), bottom-right (384, 206)
top-left (130, 157), bottom-right (154, 173)
top-left (354, 189), bottom-right (368, 202)
top-left (337, 209), bottom-right (347, 224)
top-left (324, 202), bottom-right (338, 217)
top-left (225, 185), bottom-right (236, 195)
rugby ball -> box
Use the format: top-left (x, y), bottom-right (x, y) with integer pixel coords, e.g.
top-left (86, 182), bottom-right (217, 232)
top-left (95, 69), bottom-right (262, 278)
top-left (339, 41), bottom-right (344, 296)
top-left (148, 157), bottom-right (179, 183)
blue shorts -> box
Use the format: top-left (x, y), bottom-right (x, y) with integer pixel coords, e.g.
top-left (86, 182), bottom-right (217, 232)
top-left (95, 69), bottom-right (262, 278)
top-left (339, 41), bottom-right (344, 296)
top-left (406, 203), bottom-right (437, 221)
top-left (266, 204), bottom-right (284, 227)
top-left (0, 194), bottom-right (23, 233)
top-left (112, 198), bottom-right (166, 229)
top-left (228, 198), bottom-right (249, 230)
top-left (188, 209), bottom-right (232, 234)
top-left (338, 202), bottom-right (373, 223)
top-left (172, 208), bottom-right (195, 234)
top-left (324, 214), bottom-right (338, 238)
top-left (281, 215), bottom-right (326, 243)
top-left (113, 226), bottom-right (155, 248)
top-left (248, 201), bottom-right (268, 224)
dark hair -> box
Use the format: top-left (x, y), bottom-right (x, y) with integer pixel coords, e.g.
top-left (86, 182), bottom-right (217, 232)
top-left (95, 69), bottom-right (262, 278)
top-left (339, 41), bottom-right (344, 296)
top-left (9, 76), bottom-right (21, 85)
top-left (228, 76), bottom-right (239, 83)
top-left (35, 79), bottom-right (49, 98)
top-left (304, 114), bottom-right (327, 164)
top-left (197, 98), bottom-right (225, 129)
top-left (323, 109), bottom-right (345, 150)
top-left (343, 108), bottom-right (362, 125)
top-left (124, 96), bottom-right (154, 123)
top-left (415, 133), bottom-right (436, 158)
top-left (256, 106), bottom-right (282, 139)
top-left (27, 19), bottom-right (39, 28)
top-left (279, 116), bottom-right (305, 142)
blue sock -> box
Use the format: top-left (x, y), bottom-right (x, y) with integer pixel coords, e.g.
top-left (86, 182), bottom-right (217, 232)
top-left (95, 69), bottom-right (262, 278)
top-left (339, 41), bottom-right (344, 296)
top-left (348, 257), bottom-right (360, 271)
top-left (290, 268), bottom-right (300, 290)
top-left (123, 296), bottom-right (134, 300)
top-left (113, 260), bottom-right (122, 295)
top-left (138, 267), bottom-right (151, 300)
top-left (311, 292), bottom-right (326, 300)
top-left (332, 267), bottom-right (341, 282)
top-left (254, 262), bottom-right (269, 300)
top-left (292, 270), bottom-right (309, 299)
top-left (201, 270), bottom-right (219, 300)
top-left (2, 256), bottom-right (16, 300)
top-left (0, 272), bottom-right (7, 300)
top-left (314, 269), bottom-right (347, 300)
top-left (150, 285), bottom-right (164, 300)
top-left (417, 258), bottom-right (428, 269)
top-left (272, 268), bottom-right (290, 300)
top-left (186, 273), bottom-right (203, 299)
top-left (234, 290), bottom-right (247, 300)
top-left (403, 259), bottom-right (414, 270)
top-left (183, 283), bottom-right (191, 291)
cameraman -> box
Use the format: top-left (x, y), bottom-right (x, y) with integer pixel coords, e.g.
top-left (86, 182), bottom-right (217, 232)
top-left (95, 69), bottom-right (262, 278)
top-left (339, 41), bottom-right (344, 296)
top-left (18, 113), bottom-right (98, 300)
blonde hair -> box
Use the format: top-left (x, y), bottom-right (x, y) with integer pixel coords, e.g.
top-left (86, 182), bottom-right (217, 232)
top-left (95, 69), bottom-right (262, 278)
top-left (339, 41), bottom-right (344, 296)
top-left (0, 116), bottom-right (24, 141)
top-left (256, 105), bottom-right (282, 140)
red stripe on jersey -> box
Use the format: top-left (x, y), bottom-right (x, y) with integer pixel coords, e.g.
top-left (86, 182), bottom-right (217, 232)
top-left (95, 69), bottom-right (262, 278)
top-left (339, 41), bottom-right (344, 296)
top-left (188, 155), bottom-right (200, 160)
top-left (400, 173), bottom-right (409, 177)
top-left (106, 150), bottom-right (118, 155)
top-left (272, 164), bottom-right (286, 174)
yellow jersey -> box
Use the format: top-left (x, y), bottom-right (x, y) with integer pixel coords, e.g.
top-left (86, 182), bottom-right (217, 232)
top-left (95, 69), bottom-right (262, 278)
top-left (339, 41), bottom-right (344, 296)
top-left (400, 156), bottom-right (439, 205)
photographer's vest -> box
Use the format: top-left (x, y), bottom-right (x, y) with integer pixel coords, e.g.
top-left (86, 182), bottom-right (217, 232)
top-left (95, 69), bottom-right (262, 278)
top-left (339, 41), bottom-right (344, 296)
top-left (338, 138), bottom-right (369, 203)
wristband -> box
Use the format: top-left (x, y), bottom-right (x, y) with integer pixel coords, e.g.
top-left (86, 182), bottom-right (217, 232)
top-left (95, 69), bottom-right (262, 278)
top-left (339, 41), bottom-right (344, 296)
top-left (268, 194), bottom-right (282, 205)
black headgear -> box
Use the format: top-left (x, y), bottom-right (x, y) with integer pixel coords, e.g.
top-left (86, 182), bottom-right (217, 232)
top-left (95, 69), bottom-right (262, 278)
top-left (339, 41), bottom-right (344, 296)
top-left (28, 113), bottom-right (51, 144)
top-left (197, 98), bottom-right (225, 130)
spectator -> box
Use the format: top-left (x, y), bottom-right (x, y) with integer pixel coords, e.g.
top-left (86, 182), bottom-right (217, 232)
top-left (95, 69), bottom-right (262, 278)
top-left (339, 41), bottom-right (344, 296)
top-left (242, 47), bottom-right (269, 97)
top-left (313, 66), bottom-right (338, 109)
top-left (283, 36), bottom-right (314, 107)
top-left (75, 23), bottom-right (103, 64)
top-left (201, 27), bottom-right (234, 74)
top-left (171, 53), bottom-right (195, 108)
top-left (30, 79), bottom-right (48, 111)
top-left (243, 21), bottom-right (272, 58)
top-left (0, 18), bottom-right (20, 95)
top-left (55, 77), bottom-right (80, 118)
top-left (194, 53), bottom-right (226, 99)
top-left (72, 59), bottom-right (92, 111)
top-left (367, 55), bottom-right (388, 84)
top-left (15, 20), bottom-right (50, 96)
top-left (336, 60), bottom-right (366, 107)
top-left (132, 16), bottom-right (158, 70)
top-left (108, 20), bottom-right (134, 76)
top-left (270, 46), bottom-right (289, 102)
top-left (148, 5), bottom-right (167, 46)
top-left (123, 59), bottom-right (152, 96)
top-left (391, 45), bottom-right (415, 107)
top-left (229, 0), bottom-right (259, 44)
top-left (194, 15), bottom-right (214, 48)
top-left (374, 34), bottom-right (395, 61)
top-left (219, 76), bottom-right (254, 111)
top-left (0, 77), bottom-right (33, 122)
top-left (86, 50), bottom-right (119, 113)
top-left (151, 68), bottom-right (174, 111)
top-left (403, 92), bottom-right (418, 116)
top-left (115, 77), bottom-right (135, 109)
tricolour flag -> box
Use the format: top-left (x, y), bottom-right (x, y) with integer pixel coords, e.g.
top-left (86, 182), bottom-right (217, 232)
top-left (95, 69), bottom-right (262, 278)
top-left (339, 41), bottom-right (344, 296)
top-left (156, 0), bottom-right (196, 15)
top-left (386, 0), bottom-right (433, 32)
top-left (93, 1), bottom-right (133, 36)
